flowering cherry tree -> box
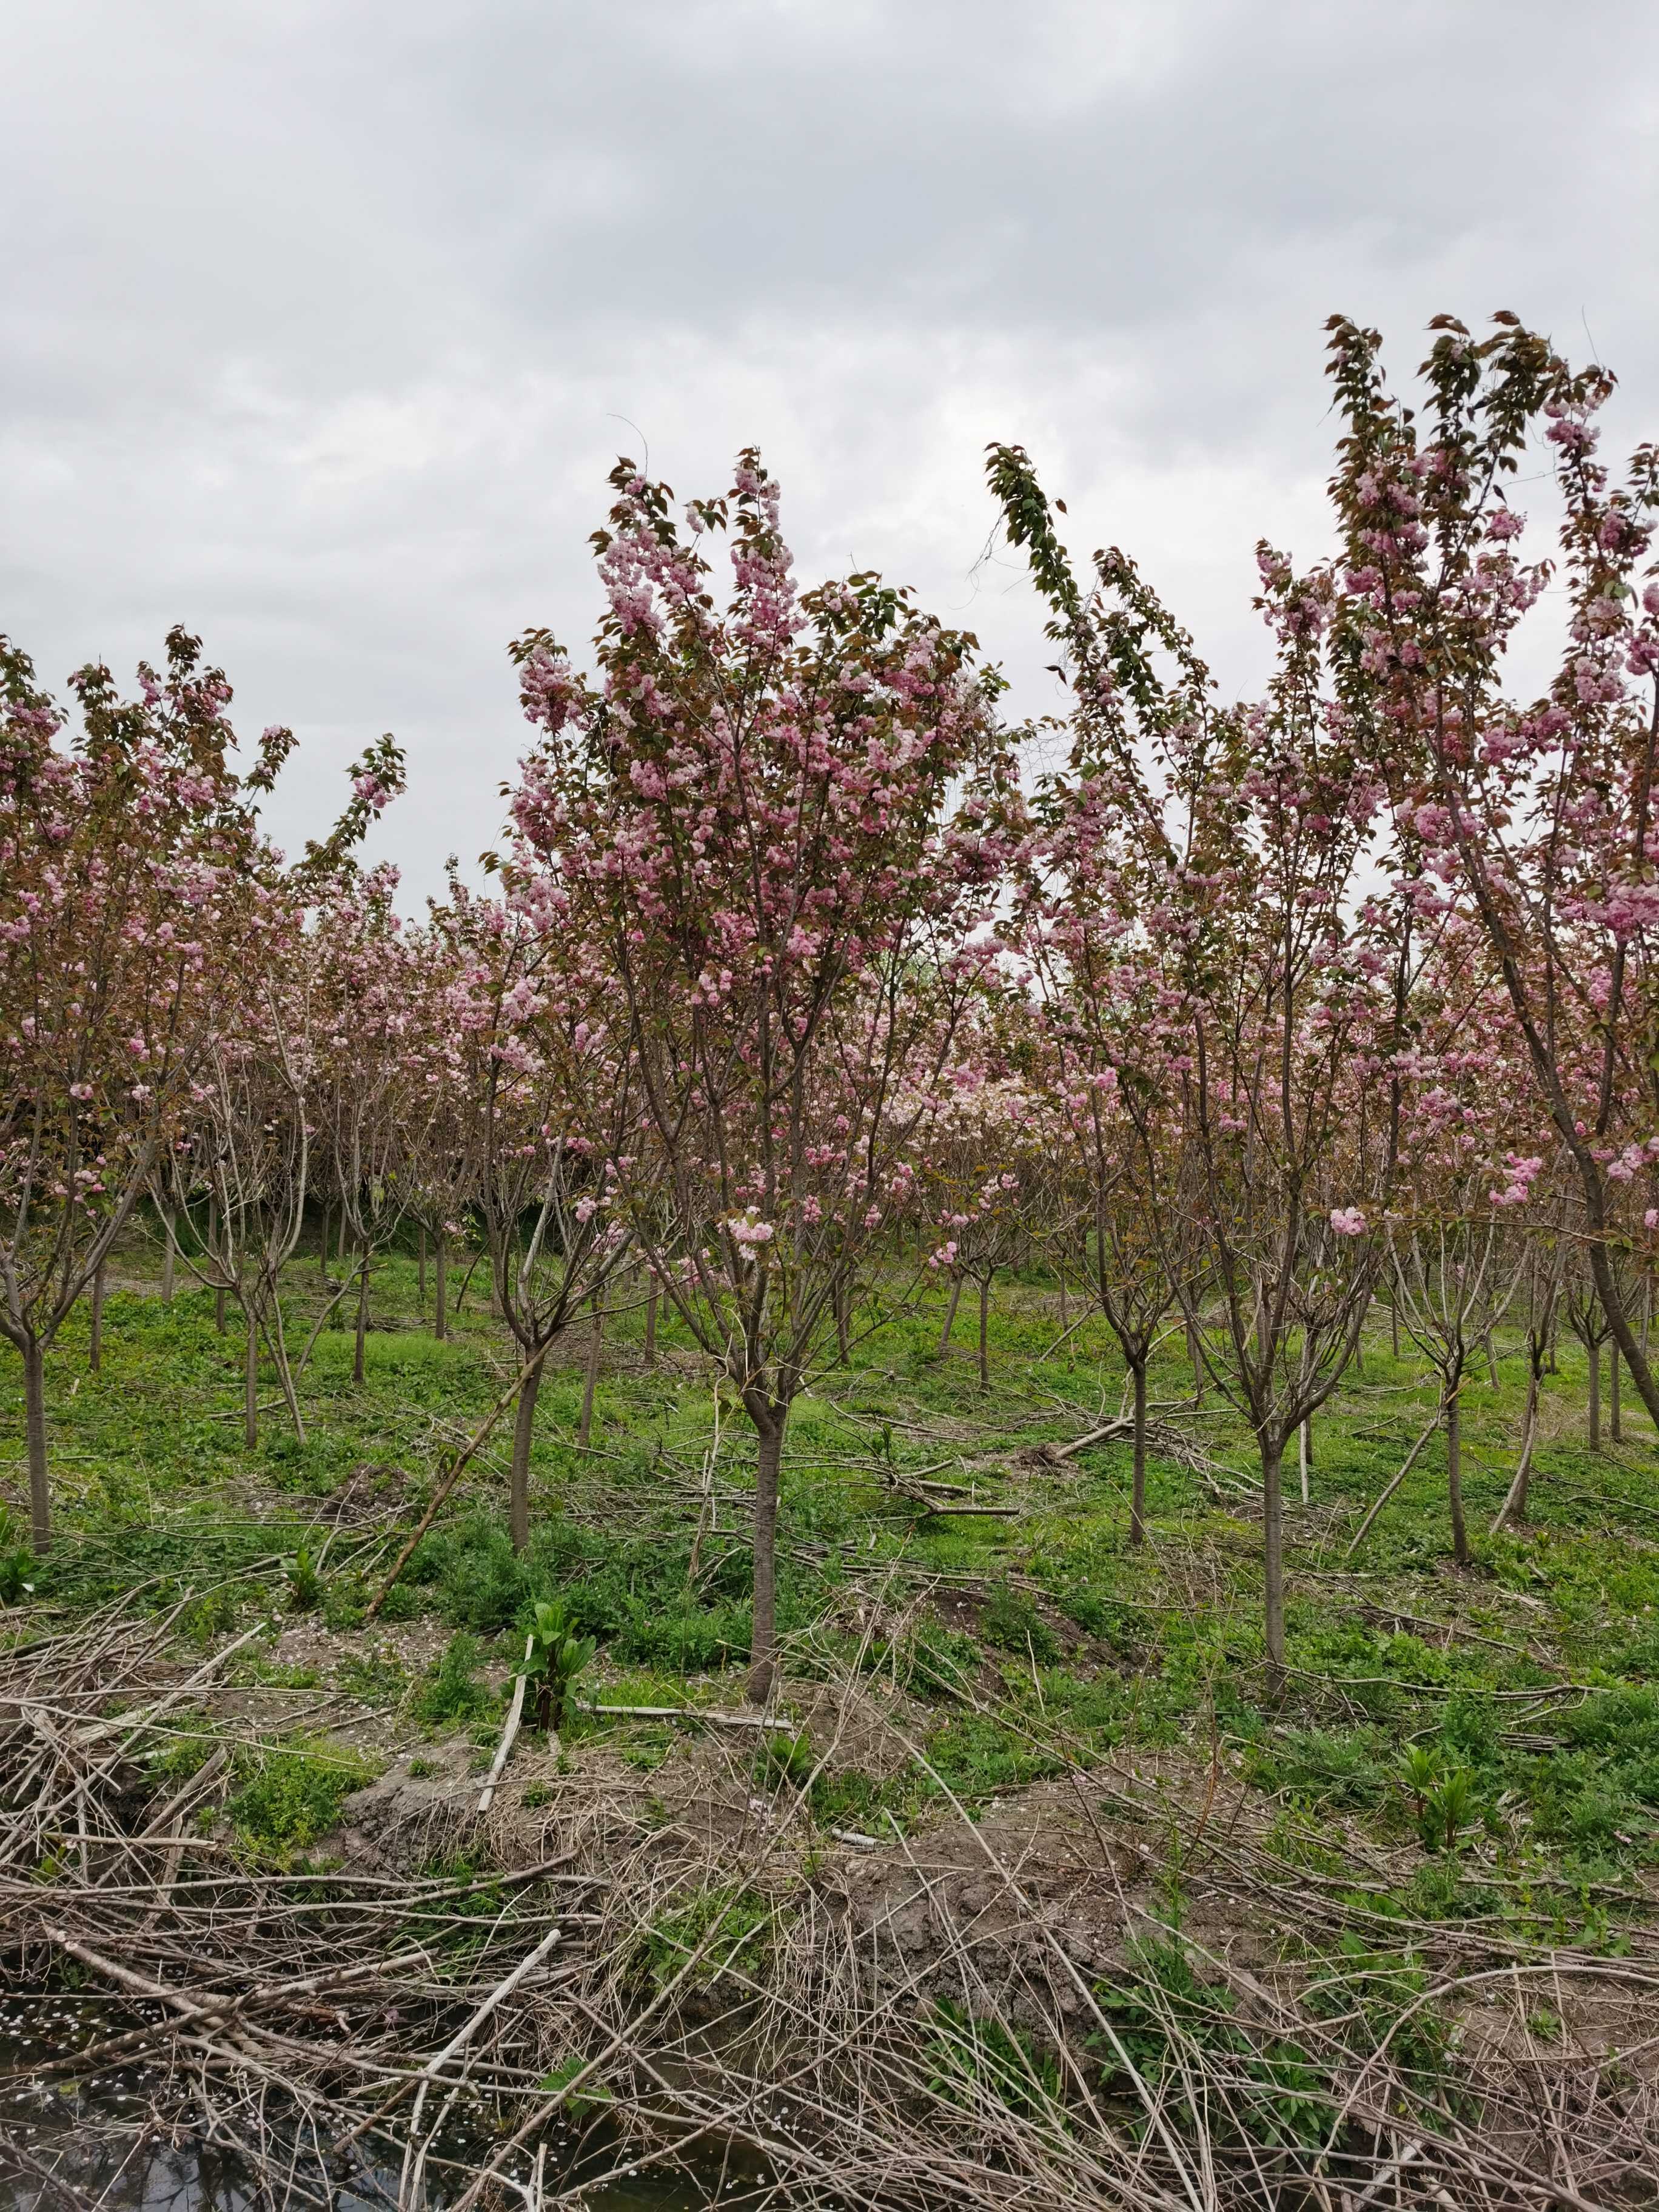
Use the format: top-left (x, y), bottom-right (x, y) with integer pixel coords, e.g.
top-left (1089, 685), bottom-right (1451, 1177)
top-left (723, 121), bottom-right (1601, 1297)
top-left (988, 447), bottom-right (1401, 1687)
top-left (1322, 313), bottom-right (1659, 1425)
top-left (508, 454), bottom-right (1012, 1698)
top-left (0, 629), bottom-right (293, 1547)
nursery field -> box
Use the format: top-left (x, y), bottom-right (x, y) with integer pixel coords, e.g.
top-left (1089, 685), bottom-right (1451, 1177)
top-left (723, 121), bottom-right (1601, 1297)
top-left (6, 1232), bottom-right (1659, 2210)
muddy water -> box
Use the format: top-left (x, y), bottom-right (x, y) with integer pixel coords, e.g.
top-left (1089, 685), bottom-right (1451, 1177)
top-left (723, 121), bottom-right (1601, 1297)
top-left (0, 1995), bottom-right (729, 2211)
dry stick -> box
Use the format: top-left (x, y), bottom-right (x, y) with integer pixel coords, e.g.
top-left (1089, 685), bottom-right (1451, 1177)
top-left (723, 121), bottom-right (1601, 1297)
top-left (366, 1338), bottom-right (557, 1620)
top-left (574, 1699), bottom-right (798, 1732)
top-left (477, 1635), bottom-right (534, 1815)
top-left (1342, 1410), bottom-right (1442, 1562)
top-left (400, 1921), bottom-right (566, 2210)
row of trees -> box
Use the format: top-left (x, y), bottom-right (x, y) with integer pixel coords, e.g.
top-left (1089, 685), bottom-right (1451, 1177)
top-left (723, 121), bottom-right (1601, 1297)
top-left (5, 316), bottom-right (1659, 1699)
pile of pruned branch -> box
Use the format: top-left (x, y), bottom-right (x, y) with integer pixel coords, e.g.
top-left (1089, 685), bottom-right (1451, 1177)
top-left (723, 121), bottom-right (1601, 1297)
top-left (5, 1600), bottom-right (1658, 2212)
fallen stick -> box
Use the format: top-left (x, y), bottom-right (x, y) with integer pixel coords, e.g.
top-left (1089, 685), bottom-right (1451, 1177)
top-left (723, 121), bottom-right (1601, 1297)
top-left (367, 1338), bottom-right (557, 1620)
top-left (477, 1635), bottom-right (534, 1814)
top-left (1344, 1411), bottom-right (1442, 1561)
top-left (575, 1699), bottom-right (798, 1733)
top-left (401, 1923), bottom-right (566, 2208)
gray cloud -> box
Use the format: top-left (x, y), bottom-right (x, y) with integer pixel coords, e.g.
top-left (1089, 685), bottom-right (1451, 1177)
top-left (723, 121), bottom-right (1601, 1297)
top-left (4, 0), bottom-right (1655, 893)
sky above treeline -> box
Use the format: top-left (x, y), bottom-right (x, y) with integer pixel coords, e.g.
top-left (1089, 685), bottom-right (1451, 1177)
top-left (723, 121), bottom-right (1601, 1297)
top-left (4, 0), bottom-right (1656, 900)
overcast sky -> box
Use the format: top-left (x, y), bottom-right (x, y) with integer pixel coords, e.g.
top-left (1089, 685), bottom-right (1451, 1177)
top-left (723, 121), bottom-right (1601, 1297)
top-left (5, 0), bottom-right (1656, 898)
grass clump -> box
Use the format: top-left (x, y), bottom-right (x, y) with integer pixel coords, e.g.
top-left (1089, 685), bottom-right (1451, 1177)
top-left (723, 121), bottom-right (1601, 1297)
top-left (228, 1736), bottom-right (377, 1855)
top-left (411, 1632), bottom-right (497, 1726)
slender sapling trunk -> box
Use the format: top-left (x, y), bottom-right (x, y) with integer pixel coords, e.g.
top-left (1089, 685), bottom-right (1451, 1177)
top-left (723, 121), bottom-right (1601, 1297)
top-left (643, 1278), bottom-right (657, 1369)
top-left (577, 1305), bottom-right (603, 1447)
top-left (23, 1338), bottom-right (50, 1553)
top-left (1447, 1379), bottom-right (1469, 1567)
top-left (746, 1410), bottom-right (786, 1706)
top-left (509, 1355), bottom-right (545, 1552)
top-left (1611, 1340), bottom-right (1622, 1442)
top-left (434, 1236), bottom-right (447, 1341)
top-left (1261, 1430), bottom-right (1285, 1697)
top-left (939, 1273), bottom-right (964, 1358)
top-left (353, 1247), bottom-right (369, 1386)
top-left (1129, 1357), bottom-right (1147, 1548)
top-left (90, 1262), bottom-right (106, 1375)
top-left (977, 1275), bottom-right (991, 1392)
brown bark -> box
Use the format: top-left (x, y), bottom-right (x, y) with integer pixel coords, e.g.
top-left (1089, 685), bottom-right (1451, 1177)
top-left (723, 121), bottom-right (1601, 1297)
top-left (353, 1249), bottom-right (369, 1386)
top-left (89, 1262), bottom-right (106, 1375)
top-left (161, 1206), bottom-right (177, 1305)
top-left (1589, 1341), bottom-right (1601, 1452)
top-left (243, 1305), bottom-right (260, 1453)
top-left (509, 1356), bottom-right (545, 1552)
top-left (434, 1236), bottom-right (447, 1341)
top-left (418, 1224), bottom-right (427, 1304)
top-left (1447, 1381), bottom-right (1469, 1567)
top-left (24, 1337), bottom-right (50, 1553)
top-left (577, 1306), bottom-right (604, 1447)
top-left (320, 1204), bottom-right (331, 1282)
top-left (1261, 1432), bottom-right (1284, 1697)
top-left (1128, 1358), bottom-right (1147, 1548)
top-left (977, 1276), bottom-right (991, 1391)
top-left (938, 1273), bottom-right (964, 1357)
top-left (1610, 1340), bottom-right (1622, 1443)
top-left (746, 1412), bottom-right (785, 1706)
top-left (643, 1279), bottom-right (657, 1369)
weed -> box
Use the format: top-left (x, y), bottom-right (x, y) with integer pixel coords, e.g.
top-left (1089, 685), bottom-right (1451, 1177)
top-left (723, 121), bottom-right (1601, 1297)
top-left (283, 1546), bottom-right (324, 1612)
top-left (924, 1999), bottom-right (1064, 2119)
top-left (228, 1737), bottom-right (377, 1855)
top-left (1423, 1767), bottom-right (1478, 1852)
top-left (752, 1728), bottom-right (815, 1795)
top-left (411, 1634), bottom-right (496, 1726)
top-left (526, 1598), bottom-right (596, 1735)
top-left (980, 1581), bottom-right (1060, 1665)
top-left (631, 1884), bottom-right (774, 1996)
top-left (0, 1506), bottom-right (36, 1604)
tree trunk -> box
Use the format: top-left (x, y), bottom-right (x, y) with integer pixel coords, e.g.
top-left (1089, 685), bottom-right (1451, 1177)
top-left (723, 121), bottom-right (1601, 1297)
top-left (1261, 1432), bottom-right (1285, 1698)
top-left (1589, 1341), bottom-right (1601, 1452)
top-left (1390, 1301), bottom-right (1401, 1360)
top-left (1057, 1269), bottom-right (1068, 1332)
top-left (1298, 1416), bottom-right (1311, 1505)
top-left (1486, 1328), bottom-right (1499, 1388)
top-left (509, 1355), bottom-right (545, 1552)
top-left (337, 1207), bottom-right (349, 1264)
top-left (1129, 1357), bottom-right (1147, 1548)
top-left (746, 1412), bottom-right (786, 1706)
top-left (244, 1304), bottom-right (260, 1453)
top-left (643, 1279), bottom-right (657, 1369)
top-left (90, 1261), bottom-right (106, 1375)
top-left (209, 1200), bottom-right (226, 1333)
top-left (320, 1204), bottom-right (331, 1283)
top-left (1610, 1339), bottom-right (1622, 1442)
top-left (24, 1337), bottom-right (50, 1553)
top-left (1447, 1381), bottom-right (1469, 1567)
top-left (939, 1274), bottom-right (964, 1357)
top-left (977, 1276), bottom-right (991, 1392)
top-left (834, 1279), bottom-right (851, 1367)
top-left (434, 1236), bottom-right (447, 1341)
top-left (1493, 1350), bottom-right (1543, 1532)
top-left (353, 1248), bottom-right (369, 1386)
top-left (577, 1306), bottom-right (604, 1447)
top-left (418, 1224), bottom-right (427, 1303)
top-left (161, 1205), bottom-right (177, 1305)
top-left (1187, 1313), bottom-right (1204, 1406)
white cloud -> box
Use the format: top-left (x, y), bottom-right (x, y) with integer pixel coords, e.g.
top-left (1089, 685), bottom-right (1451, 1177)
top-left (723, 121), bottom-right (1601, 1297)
top-left (3, 0), bottom-right (1654, 896)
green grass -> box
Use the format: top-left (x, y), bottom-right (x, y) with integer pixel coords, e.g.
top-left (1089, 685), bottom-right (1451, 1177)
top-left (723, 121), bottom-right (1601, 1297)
top-left (7, 1226), bottom-right (1659, 1928)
